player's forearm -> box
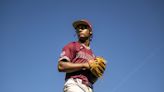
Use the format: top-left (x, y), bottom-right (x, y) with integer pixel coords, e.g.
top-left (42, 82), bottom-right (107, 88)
top-left (58, 61), bottom-right (89, 73)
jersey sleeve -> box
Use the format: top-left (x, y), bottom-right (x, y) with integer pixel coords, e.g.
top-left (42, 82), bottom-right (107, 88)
top-left (58, 42), bottom-right (76, 62)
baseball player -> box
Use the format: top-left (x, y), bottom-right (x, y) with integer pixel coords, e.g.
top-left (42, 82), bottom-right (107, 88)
top-left (58, 19), bottom-right (106, 92)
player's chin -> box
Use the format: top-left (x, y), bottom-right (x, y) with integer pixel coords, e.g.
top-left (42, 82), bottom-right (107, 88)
top-left (79, 37), bottom-right (88, 42)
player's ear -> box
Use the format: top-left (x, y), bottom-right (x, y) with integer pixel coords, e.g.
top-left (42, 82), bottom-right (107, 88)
top-left (90, 31), bottom-right (92, 35)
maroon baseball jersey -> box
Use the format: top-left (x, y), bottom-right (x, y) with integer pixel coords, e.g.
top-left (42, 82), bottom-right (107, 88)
top-left (58, 41), bottom-right (97, 87)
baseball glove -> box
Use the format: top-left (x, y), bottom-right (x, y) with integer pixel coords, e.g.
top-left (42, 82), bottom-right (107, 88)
top-left (89, 57), bottom-right (106, 78)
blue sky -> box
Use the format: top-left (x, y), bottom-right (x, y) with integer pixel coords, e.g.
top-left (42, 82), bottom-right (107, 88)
top-left (1, 0), bottom-right (164, 92)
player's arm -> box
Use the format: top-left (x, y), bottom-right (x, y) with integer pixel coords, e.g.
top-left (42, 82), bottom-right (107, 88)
top-left (58, 59), bottom-right (90, 73)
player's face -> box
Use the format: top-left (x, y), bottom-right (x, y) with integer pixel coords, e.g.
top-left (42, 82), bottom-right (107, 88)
top-left (76, 25), bottom-right (91, 39)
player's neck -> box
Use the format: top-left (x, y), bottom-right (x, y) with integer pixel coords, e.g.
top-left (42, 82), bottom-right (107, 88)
top-left (78, 39), bottom-right (90, 47)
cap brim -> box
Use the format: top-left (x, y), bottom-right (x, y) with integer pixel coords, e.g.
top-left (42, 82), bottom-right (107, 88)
top-left (73, 20), bottom-right (92, 31)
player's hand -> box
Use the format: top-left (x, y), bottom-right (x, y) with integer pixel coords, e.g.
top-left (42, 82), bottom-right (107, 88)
top-left (82, 59), bottom-right (94, 70)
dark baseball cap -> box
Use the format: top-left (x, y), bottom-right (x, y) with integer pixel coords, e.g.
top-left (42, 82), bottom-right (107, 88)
top-left (72, 19), bottom-right (92, 31)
